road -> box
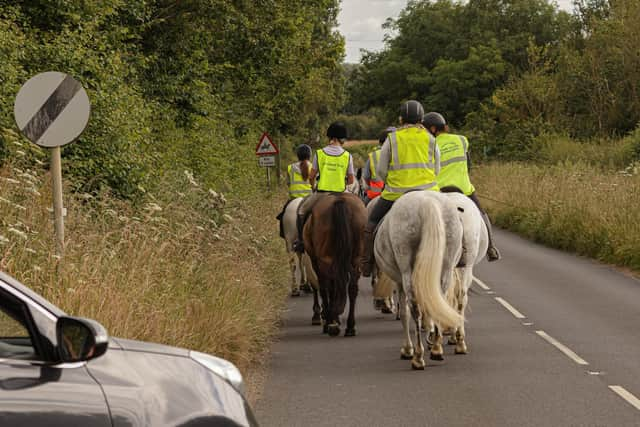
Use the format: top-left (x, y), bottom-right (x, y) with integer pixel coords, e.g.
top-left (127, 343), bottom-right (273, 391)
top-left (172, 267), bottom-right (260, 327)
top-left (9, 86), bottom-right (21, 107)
top-left (256, 229), bottom-right (640, 426)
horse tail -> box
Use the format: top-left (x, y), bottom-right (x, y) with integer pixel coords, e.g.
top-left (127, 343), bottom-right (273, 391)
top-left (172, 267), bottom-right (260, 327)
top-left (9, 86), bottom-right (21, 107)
top-left (412, 197), bottom-right (462, 329)
top-left (331, 197), bottom-right (353, 285)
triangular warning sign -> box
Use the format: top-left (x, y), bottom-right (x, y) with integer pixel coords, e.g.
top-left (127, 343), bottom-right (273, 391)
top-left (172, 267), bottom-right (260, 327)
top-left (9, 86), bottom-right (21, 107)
top-left (255, 132), bottom-right (279, 155)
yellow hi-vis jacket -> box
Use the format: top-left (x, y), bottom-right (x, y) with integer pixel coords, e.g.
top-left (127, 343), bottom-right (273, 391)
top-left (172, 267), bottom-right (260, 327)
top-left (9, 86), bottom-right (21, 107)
top-left (287, 161), bottom-right (312, 198)
top-left (316, 148), bottom-right (350, 192)
top-left (381, 127), bottom-right (439, 201)
top-left (435, 133), bottom-right (475, 196)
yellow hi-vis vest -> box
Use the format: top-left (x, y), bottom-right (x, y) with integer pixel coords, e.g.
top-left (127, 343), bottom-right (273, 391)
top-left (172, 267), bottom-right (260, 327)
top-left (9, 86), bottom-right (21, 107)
top-left (435, 133), bottom-right (475, 196)
top-left (287, 161), bottom-right (312, 198)
top-left (316, 148), bottom-right (350, 192)
top-left (368, 149), bottom-right (382, 181)
top-left (381, 126), bottom-right (439, 201)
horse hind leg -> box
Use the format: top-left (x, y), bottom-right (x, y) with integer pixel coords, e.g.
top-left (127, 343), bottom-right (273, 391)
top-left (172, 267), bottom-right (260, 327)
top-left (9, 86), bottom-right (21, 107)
top-left (398, 286), bottom-right (414, 360)
top-left (290, 253), bottom-right (301, 297)
top-left (311, 288), bottom-right (322, 326)
top-left (429, 324), bottom-right (445, 361)
top-left (344, 270), bottom-right (358, 337)
top-left (409, 296), bottom-right (426, 370)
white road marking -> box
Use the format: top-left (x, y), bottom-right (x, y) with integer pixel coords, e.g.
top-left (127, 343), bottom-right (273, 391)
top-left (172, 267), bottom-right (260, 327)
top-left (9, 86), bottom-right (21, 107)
top-left (473, 276), bottom-right (491, 290)
top-left (609, 386), bottom-right (640, 411)
top-left (495, 297), bottom-right (526, 319)
top-left (535, 330), bottom-right (589, 366)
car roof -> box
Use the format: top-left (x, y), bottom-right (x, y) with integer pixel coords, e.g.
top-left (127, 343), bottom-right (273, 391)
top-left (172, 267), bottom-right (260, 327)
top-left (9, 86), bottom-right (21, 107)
top-left (0, 271), bottom-right (65, 318)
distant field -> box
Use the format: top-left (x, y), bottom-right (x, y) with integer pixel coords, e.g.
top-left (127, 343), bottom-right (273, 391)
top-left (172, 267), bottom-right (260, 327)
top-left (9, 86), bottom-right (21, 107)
top-left (345, 140), bottom-right (377, 147)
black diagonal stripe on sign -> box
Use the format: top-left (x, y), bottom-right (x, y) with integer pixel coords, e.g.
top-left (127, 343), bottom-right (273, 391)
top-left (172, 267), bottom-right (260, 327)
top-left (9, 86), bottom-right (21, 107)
top-left (21, 75), bottom-right (82, 143)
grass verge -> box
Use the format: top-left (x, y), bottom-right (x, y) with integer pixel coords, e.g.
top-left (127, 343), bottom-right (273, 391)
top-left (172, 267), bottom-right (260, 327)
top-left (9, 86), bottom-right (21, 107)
top-left (0, 163), bottom-right (289, 403)
top-left (473, 161), bottom-right (640, 272)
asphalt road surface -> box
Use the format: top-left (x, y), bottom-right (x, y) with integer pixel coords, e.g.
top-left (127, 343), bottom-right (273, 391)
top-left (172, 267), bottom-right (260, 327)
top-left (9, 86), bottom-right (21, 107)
top-left (256, 229), bottom-right (640, 426)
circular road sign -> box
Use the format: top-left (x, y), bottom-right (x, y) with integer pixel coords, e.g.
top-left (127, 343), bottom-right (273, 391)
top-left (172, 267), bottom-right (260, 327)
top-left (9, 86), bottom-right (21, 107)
top-left (14, 71), bottom-right (91, 148)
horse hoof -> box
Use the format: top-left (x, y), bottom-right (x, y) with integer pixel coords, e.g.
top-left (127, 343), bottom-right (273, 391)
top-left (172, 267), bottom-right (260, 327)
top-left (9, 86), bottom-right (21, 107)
top-left (400, 347), bottom-right (414, 360)
top-left (344, 328), bottom-right (356, 337)
top-left (291, 289), bottom-right (301, 297)
top-left (411, 360), bottom-right (425, 370)
top-left (327, 324), bottom-right (340, 337)
top-left (455, 343), bottom-right (468, 354)
top-left (430, 353), bottom-right (444, 361)
top-left (311, 316), bottom-right (322, 326)
top-left (381, 306), bottom-right (393, 314)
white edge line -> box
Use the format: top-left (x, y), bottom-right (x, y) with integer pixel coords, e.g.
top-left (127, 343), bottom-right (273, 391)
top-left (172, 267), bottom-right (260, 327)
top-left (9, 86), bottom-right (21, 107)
top-left (495, 297), bottom-right (526, 319)
top-left (473, 276), bottom-right (490, 290)
top-left (609, 386), bottom-right (640, 411)
top-left (535, 330), bottom-right (589, 366)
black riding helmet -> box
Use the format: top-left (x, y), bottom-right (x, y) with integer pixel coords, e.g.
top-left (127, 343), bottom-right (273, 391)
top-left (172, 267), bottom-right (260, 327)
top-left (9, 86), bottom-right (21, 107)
top-left (326, 121), bottom-right (348, 140)
top-left (422, 112), bottom-right (447, 131)
top-left (296, 144), bottom-right (312, 160)
top-left (400, 100), bottom-right (424, 124)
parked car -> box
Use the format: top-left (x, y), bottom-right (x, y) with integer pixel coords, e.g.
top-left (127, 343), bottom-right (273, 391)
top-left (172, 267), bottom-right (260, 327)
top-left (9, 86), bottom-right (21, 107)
top-left (0, 271), bottom-right (258, 426)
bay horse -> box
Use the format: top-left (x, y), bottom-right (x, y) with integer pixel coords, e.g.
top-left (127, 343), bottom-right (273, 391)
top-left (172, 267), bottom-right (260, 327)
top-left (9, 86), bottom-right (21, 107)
top-left (303, 192), bottom-right (367, 337)
top-left (374, 190), bottom-right (464, 369)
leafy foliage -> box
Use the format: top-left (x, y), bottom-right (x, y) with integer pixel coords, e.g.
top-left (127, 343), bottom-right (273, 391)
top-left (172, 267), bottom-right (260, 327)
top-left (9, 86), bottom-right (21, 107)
top-left (0, 1), bottom-right (345, 197)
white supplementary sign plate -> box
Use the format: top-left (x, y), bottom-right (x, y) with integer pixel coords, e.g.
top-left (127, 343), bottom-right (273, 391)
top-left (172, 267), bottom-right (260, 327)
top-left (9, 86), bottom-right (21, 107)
top-left (14, 71), bottom-right (90, 148)
top-left (258, 156), bottom-right (276, 167)
top-left (255, 132), bottom-right (279, 155)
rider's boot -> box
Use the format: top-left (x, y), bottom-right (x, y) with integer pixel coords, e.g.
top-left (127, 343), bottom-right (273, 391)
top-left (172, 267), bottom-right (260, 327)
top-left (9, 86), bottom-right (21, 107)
top-left (361, 223), bottom-right (376, 277)
top-left (481, 211), bottom-right (501, 262)
top-left (293, 213), bottom-right (305, 253)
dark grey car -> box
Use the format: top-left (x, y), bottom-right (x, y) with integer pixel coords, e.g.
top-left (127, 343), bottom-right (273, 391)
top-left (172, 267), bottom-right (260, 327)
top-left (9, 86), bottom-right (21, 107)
top-left (0, 271), bottom-right (258, 426)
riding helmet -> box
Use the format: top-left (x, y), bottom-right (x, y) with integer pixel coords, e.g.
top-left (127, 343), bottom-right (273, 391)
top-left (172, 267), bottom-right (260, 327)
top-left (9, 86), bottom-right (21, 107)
top-left (326, 121), bottom-right (348, 140)
top-left (296, 144), bottom-right (312, 160)
top-left (400, 100), bottom-right (424, 124)
top-left (422, 112), bottom-right (447, 131)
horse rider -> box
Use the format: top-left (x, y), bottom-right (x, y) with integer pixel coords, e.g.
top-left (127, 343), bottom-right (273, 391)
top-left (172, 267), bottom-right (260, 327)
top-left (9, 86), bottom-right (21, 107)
top-left (275, 144), bottom-right (313, 238)
top-left (362, 127), bottom-right (395, 205)
top-left (422, 111), bottom-right (501, 261)
top-left (361, 100), bottom-right (440, 277)
top-left (293, 122), bottom-right (355, 253)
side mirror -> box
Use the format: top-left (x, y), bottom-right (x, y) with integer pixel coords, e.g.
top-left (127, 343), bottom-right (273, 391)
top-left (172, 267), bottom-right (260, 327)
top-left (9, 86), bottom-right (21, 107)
top-left (56, 316), bottom-right (109, 363)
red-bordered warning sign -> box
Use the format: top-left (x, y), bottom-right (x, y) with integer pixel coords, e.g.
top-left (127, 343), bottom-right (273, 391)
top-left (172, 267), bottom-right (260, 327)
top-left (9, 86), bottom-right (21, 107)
top-left (255, 132), bottom-right (279, 155)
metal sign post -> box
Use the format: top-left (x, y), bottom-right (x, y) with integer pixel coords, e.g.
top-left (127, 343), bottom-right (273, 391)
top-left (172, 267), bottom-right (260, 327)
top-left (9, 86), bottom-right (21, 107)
top-left (14, 71), bottom-right (91, 257)
top-left (255, 133), bottom-right (279, 192)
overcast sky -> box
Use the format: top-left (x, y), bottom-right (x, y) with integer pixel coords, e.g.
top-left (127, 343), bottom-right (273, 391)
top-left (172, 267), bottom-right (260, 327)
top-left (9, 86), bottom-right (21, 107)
top-left (338, 0), bottom-right (575, 63)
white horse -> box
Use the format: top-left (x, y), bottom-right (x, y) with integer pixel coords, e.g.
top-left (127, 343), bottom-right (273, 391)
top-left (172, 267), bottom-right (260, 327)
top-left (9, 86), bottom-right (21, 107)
top-left (374, 191), bottom-right (464, 370)
top-left (440, 192), bottom-right (489, 355)
top-left (282, 197), bottom-right (321, 323)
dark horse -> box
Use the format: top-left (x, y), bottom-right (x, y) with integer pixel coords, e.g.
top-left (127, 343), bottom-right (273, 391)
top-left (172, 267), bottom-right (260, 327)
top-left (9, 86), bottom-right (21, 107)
top-left (303, 192), bottom-right (367, 337)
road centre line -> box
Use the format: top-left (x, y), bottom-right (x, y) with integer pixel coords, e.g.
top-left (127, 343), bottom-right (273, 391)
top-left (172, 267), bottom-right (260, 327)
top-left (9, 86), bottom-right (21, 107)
top-left (495, 297), bottom-right (526, 319)
top-left (535, 330), bottom-right (589, 366)
top-left (609, 386), bottom-right (640, 411)
top-left (472, 276), bottom-right (491, 290)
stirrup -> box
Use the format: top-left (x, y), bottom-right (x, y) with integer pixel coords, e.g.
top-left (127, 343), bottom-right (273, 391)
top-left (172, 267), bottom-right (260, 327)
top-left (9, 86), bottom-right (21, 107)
top-left (487, 246), bottom-right (501, 262)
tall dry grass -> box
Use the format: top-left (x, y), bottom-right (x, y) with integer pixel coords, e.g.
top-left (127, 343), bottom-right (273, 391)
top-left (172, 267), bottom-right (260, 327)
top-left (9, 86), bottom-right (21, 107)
top-left (473, 161), bottom-right (640, 270)
top-left (0, 163), bottom-right (289, 380)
